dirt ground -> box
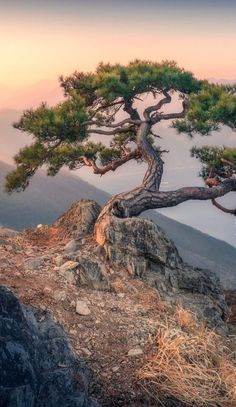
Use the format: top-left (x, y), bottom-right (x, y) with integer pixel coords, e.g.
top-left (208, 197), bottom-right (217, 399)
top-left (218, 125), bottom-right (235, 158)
top-left (1, 226), bottom-right (236, 406)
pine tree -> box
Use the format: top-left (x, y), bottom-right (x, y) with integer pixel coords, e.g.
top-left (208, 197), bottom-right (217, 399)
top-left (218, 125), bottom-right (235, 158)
top-left (6, 60), bottom-right (236, 225)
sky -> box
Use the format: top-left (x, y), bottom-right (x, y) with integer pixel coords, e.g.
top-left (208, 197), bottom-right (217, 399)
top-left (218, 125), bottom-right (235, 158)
top-left (0, 0), bottom-right (236, 88)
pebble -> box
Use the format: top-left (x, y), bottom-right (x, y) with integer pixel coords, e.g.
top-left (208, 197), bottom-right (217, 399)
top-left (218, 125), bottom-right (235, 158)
top-left (117, 293), bottom-right (125, 298)
top-left (82, 347), bottom-right (92, 357)
top-left (76, 300), bottom-right (91, 316)
top-left (128, 348), bottom-right (143, 357)
top-left (43, 286), bottom-right (52, 295)
top-left (54, 255), bottom-right (64, 267)
top-left (60, 260), bottom-right (79, 271)
top-left (69, 329), bottom-right (77, 335)
top-left (54, 290), bottom-right (67, 301)
top-left (24, 257), bottom-right (45, 270)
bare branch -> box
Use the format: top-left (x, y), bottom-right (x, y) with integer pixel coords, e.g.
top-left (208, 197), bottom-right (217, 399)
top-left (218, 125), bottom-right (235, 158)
top-left (90, 100), bottom-right (124, 119)
top-left (211, 198), bottom-right (236, 215)
top-left (84, 117), bottom-right (144, 128)
top-left (144, 90), bottom-right (171, 120)
top-left (104, 178), bottom-right (236, 218)
top-left (86, 126), bottom-right (135, 136)
top-left (81, 149), bottom-right (141, 175)
top-left (153, 98), bottom-right (189, 123)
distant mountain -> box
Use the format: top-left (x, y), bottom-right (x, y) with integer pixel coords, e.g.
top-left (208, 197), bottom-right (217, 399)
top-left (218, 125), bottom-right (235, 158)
top-left (1, 160), bottom-right (236, 289)
top-left (0, 161), bottom-right (109, 230)
top-left (143, 210), bottom-right (236, 289)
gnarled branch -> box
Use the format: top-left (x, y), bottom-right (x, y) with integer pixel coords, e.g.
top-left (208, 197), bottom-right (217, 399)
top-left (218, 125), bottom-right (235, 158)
top-left (81, 149), bottom-right (141, 175)
top-left (86, 126), bottom-right (135, 136)
top-left (211, 198), bottom-right (236, 216)
top-left (152, 98), bottom-right (189, 123)
top-left (144, 90), bottom-right (171, 120)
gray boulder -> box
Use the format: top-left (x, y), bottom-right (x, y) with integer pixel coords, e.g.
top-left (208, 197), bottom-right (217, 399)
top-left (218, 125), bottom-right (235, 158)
top-left (0, 286), bottom-right (98, 407)
top-left (60, 255), bottom-right (110, 291)
top-left (56, 200), bottom-right (101, 238)
top-left (98, 215), bottom-right (228, 329)
top-left (0, 226), bottom-right (18, 238)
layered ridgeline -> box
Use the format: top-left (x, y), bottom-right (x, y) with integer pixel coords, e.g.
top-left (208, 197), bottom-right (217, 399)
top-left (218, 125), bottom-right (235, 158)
top-left (1, 160), bottom-right (236, 289)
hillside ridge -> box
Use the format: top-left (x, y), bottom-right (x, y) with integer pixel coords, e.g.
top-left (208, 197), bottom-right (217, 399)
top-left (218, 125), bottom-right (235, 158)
top-left (1, 160), bottom-right (236, 289)
top-left (1, 200), bottom-right (236, 406)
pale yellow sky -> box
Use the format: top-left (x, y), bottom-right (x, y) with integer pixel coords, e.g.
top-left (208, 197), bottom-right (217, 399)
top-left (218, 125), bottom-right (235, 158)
top-left (0, 9), bottom-right (236, 88)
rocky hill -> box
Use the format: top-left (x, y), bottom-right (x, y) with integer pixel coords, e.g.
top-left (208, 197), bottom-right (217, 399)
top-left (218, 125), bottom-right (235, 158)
top-left (1, 200), bottom-right (236, 406)
top-left (1, 160), bottom-right (236, 290)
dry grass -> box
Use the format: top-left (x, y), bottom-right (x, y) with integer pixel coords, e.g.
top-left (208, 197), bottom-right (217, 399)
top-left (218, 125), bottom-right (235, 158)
top-left (139, 309), bottom-right (236, 407)
top-left (175, 306), bottom-right (195, 329)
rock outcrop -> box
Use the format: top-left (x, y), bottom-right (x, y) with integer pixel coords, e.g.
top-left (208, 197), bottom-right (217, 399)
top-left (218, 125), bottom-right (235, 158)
top-left (96, 214), bottom-right (228, 329)
top-left (56, 200), bottom-right (101, 239)
top-left (0, 199), bottom-right (235, 406)
top-left (0, 286), bottom-right (98, 407)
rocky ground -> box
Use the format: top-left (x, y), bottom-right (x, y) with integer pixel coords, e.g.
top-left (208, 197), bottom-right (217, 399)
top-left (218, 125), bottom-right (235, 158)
top-left (1, 200), bottom-right (236, 406)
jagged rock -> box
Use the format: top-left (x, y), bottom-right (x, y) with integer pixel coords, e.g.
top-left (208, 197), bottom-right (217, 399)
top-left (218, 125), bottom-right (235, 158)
top-left (64, 239), bottom-right (80, 253)
top-left (60, 260), bottom-right (79, 272)
top-left (0, 226), bottom-right (18, 238)
top-left (24, 256), bottom-right (46, 270)
top-left (0, 286), bottom-right (98, 407)
top-left (54, 255), bottom-right (64, 267)
top-left (72, 255), bottom-right (110, 291)
top-left (97, 215), bottom-right (228, 329)
top-left (56, 200), bottom-right (101, 238)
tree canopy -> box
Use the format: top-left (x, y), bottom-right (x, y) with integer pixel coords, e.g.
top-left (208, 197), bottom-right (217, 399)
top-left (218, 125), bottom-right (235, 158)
top-left (6, 60), bottom-right (236, 217)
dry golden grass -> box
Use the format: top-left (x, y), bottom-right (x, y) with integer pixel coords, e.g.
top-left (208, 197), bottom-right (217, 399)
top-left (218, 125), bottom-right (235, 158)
top-left (175, 306), bottom-right (195, 329)
top-left (139, 310), bottom-right (236, 407)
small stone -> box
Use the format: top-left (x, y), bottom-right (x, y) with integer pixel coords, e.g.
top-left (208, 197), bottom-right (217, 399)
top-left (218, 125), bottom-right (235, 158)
top-left (82, 348), bottom-right (92, 357)
top-left (54, 255), bottom-right (64, 267)
top-left (24, 257), bottom-right (45, 270)
top-left (76, 300), bottom-right (91, 316)
top-left (37, 224), bottom-right (43, 229)
top-left (54, 290), bottom-right (66, 301)
top-left (93, 245), bottom-right (103, 256)
top-left (117, 293), bottom-right (125, 298)
top-left (70, 300), bottom-right (76, 307)
top-left (81, 238), bottom-right (86, 245)
top-left (128, 348), bottom-right (143, 357)
top-left (62, 270), bottom-right (76, 285)
top-left (69, 329), bottom-right (77, 335)
top-left (60, 260), bottom-right (79, 271)
top-left (64, 240), bottom-right (79, 253)
top-left (112, 366), bottom-right (119, 372)
top-left (43, 286), bottom-right (52, 295)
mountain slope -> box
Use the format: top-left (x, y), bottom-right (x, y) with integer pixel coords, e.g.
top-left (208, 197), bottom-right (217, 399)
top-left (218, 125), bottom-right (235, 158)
top-left (0, 161), bottom-right (109, 229)
top-left (1, 160), bottom-right (236, 288)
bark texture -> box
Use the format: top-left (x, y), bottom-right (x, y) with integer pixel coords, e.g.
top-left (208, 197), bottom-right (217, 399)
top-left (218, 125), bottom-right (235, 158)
top-left (95, 117), bottom-right (236, 243)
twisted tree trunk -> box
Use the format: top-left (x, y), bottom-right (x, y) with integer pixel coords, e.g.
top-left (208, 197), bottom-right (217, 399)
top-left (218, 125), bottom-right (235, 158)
top-left (94, 122), bottom-right (236, 245)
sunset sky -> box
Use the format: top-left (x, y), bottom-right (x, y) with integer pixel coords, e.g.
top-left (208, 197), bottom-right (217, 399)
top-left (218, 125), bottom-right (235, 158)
top-left (0, 0), bottom-right (236, 88)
